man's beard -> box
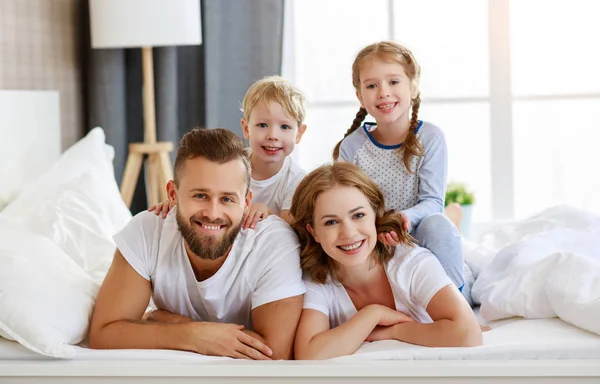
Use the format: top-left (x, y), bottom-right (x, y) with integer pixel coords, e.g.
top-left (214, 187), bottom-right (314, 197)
top-left (176, 210), bottom-right (242, 261)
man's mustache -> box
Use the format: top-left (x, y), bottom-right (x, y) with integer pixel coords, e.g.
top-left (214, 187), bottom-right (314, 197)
top-left (190, 215), bottom-right (231, 226)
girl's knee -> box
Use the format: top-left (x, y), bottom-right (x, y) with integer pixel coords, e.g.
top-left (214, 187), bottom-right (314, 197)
top-left (417, 213), bottom-right (458, 236)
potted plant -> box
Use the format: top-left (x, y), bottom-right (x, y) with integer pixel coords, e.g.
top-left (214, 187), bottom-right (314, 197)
top-left (445, 182), bottom-right (475, 237)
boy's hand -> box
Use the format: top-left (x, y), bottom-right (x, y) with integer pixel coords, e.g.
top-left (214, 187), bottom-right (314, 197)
top-left (148, 200), bottom-right (174, 218)
top-left (243, 203), bottom-right (271, 229)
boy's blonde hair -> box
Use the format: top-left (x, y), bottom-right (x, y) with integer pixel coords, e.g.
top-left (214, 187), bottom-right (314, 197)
top-left (242, 76), bottom-right (307, 125)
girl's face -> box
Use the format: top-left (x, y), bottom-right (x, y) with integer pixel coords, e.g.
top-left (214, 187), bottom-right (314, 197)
top-left (356, 58), bottom-right (418, 127)
top-left (307, 185), bottom-right (378, 269)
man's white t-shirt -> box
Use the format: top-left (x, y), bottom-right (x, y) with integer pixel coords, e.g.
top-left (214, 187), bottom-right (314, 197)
top-left (250, 156), bottom-right (306, 215)
top-left (303, 245), bottom-right (452, 326)
top-left (113, 209), bottom-right (306, 329)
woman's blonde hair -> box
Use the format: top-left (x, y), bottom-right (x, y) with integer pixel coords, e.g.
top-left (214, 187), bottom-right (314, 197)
top-left (290, 162), bottom-right (414, 284)
top-left (332, 41), bottom-right (424, 171)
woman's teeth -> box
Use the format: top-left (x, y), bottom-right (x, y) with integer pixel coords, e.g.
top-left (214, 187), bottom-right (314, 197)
top-left (339, 241), bottom-right (362, 251)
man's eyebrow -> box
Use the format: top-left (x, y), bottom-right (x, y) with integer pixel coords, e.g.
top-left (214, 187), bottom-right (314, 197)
top-left (188, 188), bottom-right (240, 198)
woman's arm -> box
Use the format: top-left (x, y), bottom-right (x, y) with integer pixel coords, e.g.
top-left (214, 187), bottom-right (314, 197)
top-left (368, 285), bottom-right (482, 347)
top-left (294, 305), bottom-right (413, 360)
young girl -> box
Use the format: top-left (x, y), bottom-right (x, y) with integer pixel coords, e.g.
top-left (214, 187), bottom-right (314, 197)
top-left (290, 162), bottom-right (481, 360)
top-left (332, 41), bottom-right (469, 297)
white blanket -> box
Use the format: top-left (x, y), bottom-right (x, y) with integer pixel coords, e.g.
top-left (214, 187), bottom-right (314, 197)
top-left (470, 206), bottom-right (600, 336)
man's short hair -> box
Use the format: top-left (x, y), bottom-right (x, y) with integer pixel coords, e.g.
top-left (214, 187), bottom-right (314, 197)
top-left (242, 75), bottom-right (307, 125)
top-left (173, 127), bottom-right (251, 193)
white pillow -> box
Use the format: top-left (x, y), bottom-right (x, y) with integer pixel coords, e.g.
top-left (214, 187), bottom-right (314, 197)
top-left (0, 127), bottom-right (133, 357)
top-left (2, 127), bottom-right (132, 281)
top-left (0, 216), bottom-right (99, 358)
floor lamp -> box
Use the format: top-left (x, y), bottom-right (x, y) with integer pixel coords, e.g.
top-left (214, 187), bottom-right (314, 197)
top-left (89, 0), bottom-right (202, 208)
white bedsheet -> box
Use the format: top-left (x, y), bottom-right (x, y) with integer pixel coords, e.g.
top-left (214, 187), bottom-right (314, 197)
top-left (470, 206), bottom-right (600, 336)
top-left (2, 311), bottom-right (600, 361)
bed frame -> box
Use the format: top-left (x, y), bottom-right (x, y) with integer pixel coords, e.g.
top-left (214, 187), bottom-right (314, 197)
top-left (1, 359), bottom-right (600, 383)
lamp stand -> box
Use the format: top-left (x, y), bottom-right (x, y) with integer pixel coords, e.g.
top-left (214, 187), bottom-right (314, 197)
top-left (120, 47), bottom-right (174, 208)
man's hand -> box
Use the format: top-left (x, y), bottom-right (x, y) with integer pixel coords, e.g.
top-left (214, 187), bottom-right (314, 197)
top-left (243, 202), bottom-right (272, 229)
top-left (188, 322), bottom-right (273, 360)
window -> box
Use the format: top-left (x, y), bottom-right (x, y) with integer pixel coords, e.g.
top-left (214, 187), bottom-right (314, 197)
top-left (284, 0), bottom-right (600, 223)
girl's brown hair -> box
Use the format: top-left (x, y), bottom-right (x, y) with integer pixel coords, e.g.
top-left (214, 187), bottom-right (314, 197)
top-left (289, 162), bottom-right (414, 284)
top-left (332, 41), bottom-right (424, 171)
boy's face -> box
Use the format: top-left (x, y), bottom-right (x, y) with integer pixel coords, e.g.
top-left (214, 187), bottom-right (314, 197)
top-left (241, 100), bottom-right (306, 166)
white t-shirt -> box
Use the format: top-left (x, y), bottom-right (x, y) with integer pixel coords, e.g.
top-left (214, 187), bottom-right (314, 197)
top-left (250, 156), bottom-right (306, 215)
top-left (113, 209), bottom-right (306, 329)
top-left (303, 245), bottom-right (452, 326)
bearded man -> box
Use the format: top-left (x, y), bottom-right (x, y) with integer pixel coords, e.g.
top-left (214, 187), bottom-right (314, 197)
top-left (89, 128), bottom-right (305, 360)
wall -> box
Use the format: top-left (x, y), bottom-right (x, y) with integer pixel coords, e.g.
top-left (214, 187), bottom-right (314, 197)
top-left (0, 0), bottom-right (84, 149)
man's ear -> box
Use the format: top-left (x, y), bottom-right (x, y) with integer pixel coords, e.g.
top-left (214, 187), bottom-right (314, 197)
top-left (244, 189), bottom-right (253, 210)
top-left (356, 89), bottom-right (364, 108)
top-left (306, 223), bottom-right (319, 243)
top-left (241, 118), bottom-right (250, 139)
top-left (295, 124), bottom-right (307, 144)
top-left (167, 180), bottom-right (177, 204)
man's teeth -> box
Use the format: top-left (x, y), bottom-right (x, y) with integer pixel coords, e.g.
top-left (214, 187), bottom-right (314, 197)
top-left (339, 241), bottom-right (362, 251)
top-left (202, 224), bottom-right (221, 231)
top-left (378, 103), bottom-right (395, 110)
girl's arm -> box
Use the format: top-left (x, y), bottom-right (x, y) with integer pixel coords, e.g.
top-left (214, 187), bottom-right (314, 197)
top-left (294, 305), bottom-right (413, 360)
top-left (368, 285), bottom-right (482, 347)
top-left (401, 129), bottom-right (447, 230)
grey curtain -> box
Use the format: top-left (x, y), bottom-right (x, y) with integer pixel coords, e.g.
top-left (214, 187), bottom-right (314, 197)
top-left (82, 0), bottom-right (284, 214)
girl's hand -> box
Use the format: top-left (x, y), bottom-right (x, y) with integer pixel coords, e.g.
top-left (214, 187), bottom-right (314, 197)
top-left (378, 231), bottom-right (401, 246)
top-left (242, 203), bottom-right (271, 229)
top-left (148, 200), bottom-right (174, 218)
top-left (378, 212), bottom-right (410, 246)
top-left (399, 212), bottom-right (410, 231)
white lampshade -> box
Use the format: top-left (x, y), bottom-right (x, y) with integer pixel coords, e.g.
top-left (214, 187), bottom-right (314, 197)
top-left (89, 0), bottom-right (202, 49)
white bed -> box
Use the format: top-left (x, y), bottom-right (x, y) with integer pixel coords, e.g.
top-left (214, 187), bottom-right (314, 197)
top-left (1, 311), bottom-right (600, 383)
top-left (1, 93), bottom-right (599, 383)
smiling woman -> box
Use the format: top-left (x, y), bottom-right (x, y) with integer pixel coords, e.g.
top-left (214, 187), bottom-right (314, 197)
top-left (289, 162), bottom-right (482, 360)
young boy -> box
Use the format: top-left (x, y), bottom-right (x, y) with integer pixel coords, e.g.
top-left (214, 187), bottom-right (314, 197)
top-left (149, 76), bottom-right (308, 229)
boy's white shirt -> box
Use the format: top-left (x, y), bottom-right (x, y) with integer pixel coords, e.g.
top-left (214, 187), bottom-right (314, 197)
top-left (113, 209), bottom-right (306, 329)
top-left (249, 155), bottom-right (306, 215)
top-left (303, 245), bottom-right (452, 325)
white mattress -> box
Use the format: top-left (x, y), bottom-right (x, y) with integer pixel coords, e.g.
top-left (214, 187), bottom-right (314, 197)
top-left (1, 311), bottom-right (600, 362)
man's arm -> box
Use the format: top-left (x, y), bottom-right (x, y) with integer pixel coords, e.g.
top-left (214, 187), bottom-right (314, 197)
top-left (251, 294), bottom-right (303, 360)
top-left (89, 251), bottom-right (273, 359)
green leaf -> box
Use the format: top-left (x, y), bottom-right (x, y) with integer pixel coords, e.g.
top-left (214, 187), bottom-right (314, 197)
top-left (445, 182), bottom-right (475, 206)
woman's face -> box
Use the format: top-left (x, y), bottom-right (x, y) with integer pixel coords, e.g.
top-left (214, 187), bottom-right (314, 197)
top-left (308, 185), bottom-right (378, 268)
